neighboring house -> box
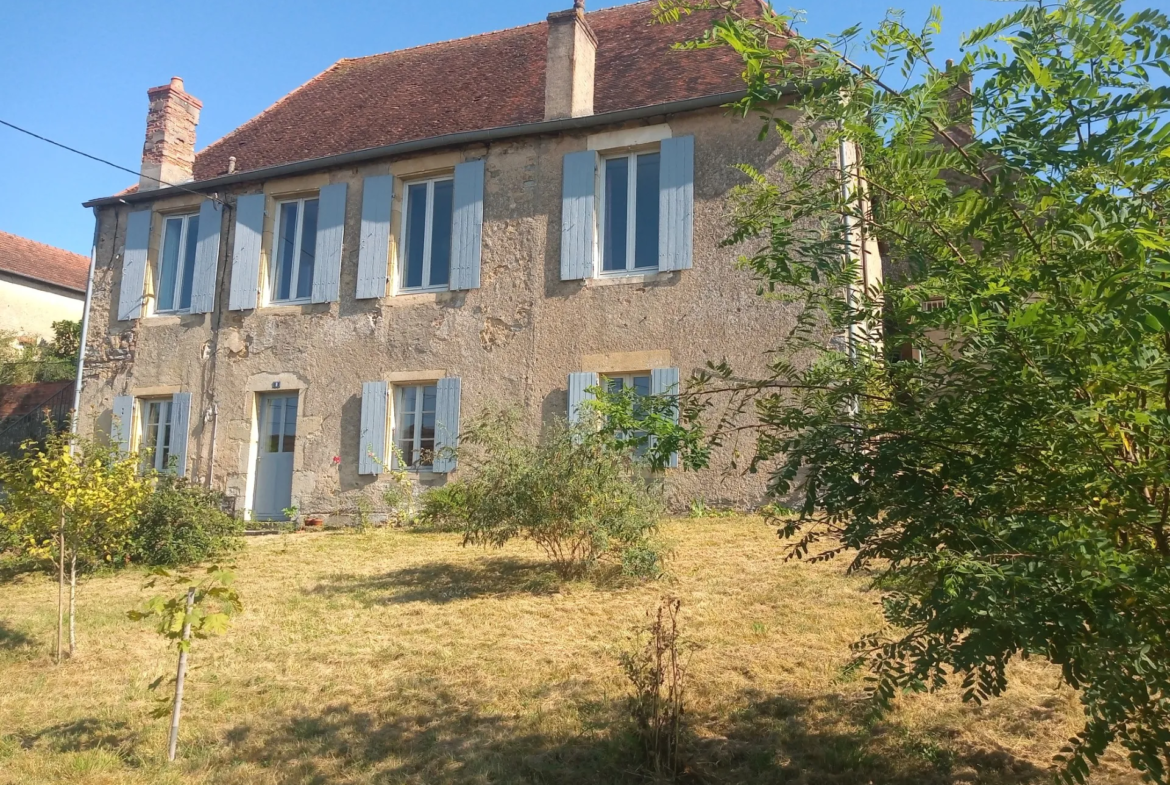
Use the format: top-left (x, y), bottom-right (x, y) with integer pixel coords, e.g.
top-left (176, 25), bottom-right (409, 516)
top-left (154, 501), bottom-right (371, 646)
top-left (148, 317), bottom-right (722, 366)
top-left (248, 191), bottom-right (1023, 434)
top-left (75, 1), bottom-right (881, 521)
top-left (0, 231), bottom-right (88, 341)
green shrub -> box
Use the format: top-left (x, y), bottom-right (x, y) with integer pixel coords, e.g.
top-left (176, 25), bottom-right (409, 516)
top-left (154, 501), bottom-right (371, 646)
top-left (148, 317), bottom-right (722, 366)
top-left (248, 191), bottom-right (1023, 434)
top-left (130, 475), bottom-right (242, 566)
top-left (415, 482), bottom-right (468, 533)
top-left (429, 409), bottom-right (664, 578)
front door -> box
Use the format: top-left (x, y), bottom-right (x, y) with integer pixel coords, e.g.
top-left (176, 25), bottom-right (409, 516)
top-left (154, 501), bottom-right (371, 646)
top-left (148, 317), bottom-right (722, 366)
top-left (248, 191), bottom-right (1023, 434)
top-left (253, 392), bottom-right (298, 521)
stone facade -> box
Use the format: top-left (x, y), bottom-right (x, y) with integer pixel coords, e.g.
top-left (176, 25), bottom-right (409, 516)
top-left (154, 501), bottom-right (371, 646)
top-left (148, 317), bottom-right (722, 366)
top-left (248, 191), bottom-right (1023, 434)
top-left (76, 105), bottom-right (813, 519)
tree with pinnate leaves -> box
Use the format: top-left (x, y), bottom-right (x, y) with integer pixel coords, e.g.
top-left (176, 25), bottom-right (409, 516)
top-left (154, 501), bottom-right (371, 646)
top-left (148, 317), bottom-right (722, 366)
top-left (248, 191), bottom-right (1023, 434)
top-left (599, 0), bottom-right (1170, 780)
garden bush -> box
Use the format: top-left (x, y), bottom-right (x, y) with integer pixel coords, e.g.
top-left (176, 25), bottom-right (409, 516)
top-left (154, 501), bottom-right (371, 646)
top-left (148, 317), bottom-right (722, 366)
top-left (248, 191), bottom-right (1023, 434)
top-left (418, 409), bottom-right (664, 578)
top-left (129, 474), bottom-right (242, 566)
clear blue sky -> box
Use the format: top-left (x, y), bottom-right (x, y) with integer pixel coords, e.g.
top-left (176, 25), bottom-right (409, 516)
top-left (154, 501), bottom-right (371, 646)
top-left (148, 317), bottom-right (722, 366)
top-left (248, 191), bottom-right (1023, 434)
top-left (0, 0), bottom-right (1015, 256)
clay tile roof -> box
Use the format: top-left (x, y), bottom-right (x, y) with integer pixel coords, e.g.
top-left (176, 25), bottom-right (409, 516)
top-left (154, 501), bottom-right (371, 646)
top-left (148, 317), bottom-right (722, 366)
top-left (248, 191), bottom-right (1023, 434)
top-left (190, 0), bottom-right (761, 182)
top-left (0, 231), bottom-right (89, 294)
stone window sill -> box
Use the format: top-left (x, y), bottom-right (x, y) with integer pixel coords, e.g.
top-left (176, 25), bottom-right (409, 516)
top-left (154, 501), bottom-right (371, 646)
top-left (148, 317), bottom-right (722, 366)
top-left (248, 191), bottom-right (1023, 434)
top-left (587, 270), bottom-right (678, 288)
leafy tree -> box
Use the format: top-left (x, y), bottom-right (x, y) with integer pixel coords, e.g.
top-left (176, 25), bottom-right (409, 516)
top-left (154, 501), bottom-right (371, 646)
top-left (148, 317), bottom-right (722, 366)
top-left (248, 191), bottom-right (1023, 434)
top-left (619, 0), bottom-right (1170, 780)
top-left (0, 432), bottom-right (150, 661)
top-left (418, 409), bottom-right (665, 578)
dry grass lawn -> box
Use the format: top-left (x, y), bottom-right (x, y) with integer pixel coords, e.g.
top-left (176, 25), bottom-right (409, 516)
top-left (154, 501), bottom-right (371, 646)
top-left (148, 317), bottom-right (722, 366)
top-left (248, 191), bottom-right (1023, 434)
top-left (0, 517), bottom-right (1139, 784)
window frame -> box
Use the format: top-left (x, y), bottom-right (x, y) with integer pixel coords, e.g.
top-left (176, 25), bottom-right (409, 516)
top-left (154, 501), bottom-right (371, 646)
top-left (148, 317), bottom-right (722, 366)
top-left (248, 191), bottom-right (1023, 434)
top-left (602, 372), bottom-right (653, 457)
top-left (138, 396), bottom-right (175, 473)
top-left (397, 175), bottom-right (455, 294)
top-left (598, 147), bottom-right (661, 277)
top-left (393, 382), bottom-right (439, 470)
top-left (154, 212), bottom-right (199, 315)
top-left (269, 195), bottom-right (320, 305)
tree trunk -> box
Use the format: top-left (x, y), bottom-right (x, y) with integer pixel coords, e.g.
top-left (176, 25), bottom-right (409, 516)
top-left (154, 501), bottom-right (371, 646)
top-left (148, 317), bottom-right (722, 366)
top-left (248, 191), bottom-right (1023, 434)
top-left (68, 552), bottom-right (77, 658)
top-left (167, 588), bottom-right (196, 762)
top-left (55, 510), bottom-right (64, 665)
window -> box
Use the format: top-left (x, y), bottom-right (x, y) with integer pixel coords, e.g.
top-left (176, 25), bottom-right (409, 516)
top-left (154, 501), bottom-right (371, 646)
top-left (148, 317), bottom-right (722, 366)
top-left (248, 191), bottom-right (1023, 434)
top-left (600, 150), bottom-right (660, 274)
top-left (400, 177), bottom-right (454, 292)
top-left (156, 213), bottom-right (199, 313)
top-left (140, 397), bottom-right (174, 472)
top-left (263, 394), bottom-right (298, 455)
top-left (604, 373), bottom-right (652, 456)
top-left (395, 383), bottom-right (437, 468)
top-left (271, 196), bottom-right (319, 303)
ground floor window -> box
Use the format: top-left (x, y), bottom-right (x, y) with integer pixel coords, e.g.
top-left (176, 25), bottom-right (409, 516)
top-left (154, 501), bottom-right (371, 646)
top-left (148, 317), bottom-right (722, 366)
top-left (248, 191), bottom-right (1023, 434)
top-left (140, 397), bottom-right (174, 472)
top-left (603, 373), bottom-right (652, 456)
top-left (396, 384), bottom-right (437, 468)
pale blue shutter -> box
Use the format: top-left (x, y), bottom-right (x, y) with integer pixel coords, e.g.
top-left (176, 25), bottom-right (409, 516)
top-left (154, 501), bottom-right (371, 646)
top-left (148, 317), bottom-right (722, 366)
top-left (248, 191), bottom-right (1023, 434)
top-left (118, 209), bottom-right (152, 320)
top-left (111, 395), bottom-right (134, 454)
top-left (190, 200), bottom-right (222, 314)
top-left (561, 151), bottom-right (598, 280)
top-left (358, 381), bottom-right (389, 475)
top-left (659, 135), bottom-right (694, 272)
top-left (170, 391), bottom-right (193, 477)
top-left (651, 367), bottom-right (681, 469)
top-left (356, 175), bottom-right (394, 299)
top-left (229, 193), bottom-right (265, 310)
top-left (432, 377), bottom-right (461, 473)
top-left (567, 371), bottom-right (599, 426)
top-left (311, 182), bottom-right (347, 303)
top-left (450, 160), bottom-right (484, 291)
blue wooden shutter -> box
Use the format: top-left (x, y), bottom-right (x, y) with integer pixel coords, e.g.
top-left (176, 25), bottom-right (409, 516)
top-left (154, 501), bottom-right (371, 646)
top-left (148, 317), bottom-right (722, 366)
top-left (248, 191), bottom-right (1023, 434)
top-left (358, 381), bottom-right (389, 475)
top-left (229, 193), bottom-right (265, 310)
top-left (450, 160), bottom-right (484, 291)
top-left (312, 182), bottom-right (347, 303)
top-left (659, 135), bottom-right (694, 272)
top-left (432, 377), bottom-right (462, 473)
top-left (118, 209), bottom-right (152, 320)
top-left (190, 200), bottom-right (222, 314)
top-left (560, 151), bottom-right (598, 281)
top-left (170, 391), bottom-right (193, 477)
top-left (356, 175), bottom-right (394, 299)
top-left (111, 395), bottom-right (134, 454)
top-left (567, 371), bottom-right (599, 426)
top-left (651, 367), bottom-right (681, 468)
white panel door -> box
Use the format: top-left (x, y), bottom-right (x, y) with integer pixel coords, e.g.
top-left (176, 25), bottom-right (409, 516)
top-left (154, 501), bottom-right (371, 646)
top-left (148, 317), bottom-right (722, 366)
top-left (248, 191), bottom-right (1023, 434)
top-left (253, 392), bottom-right (298, 521)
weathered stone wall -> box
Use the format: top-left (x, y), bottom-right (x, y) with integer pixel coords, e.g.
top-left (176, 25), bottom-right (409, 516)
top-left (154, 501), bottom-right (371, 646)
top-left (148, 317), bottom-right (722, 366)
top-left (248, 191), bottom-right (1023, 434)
top-left (78, 105), bottom-right (807, 518)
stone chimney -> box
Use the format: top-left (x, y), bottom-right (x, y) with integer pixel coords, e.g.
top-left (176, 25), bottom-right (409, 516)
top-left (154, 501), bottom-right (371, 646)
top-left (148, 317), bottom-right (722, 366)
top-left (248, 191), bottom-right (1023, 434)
top-left (544, 0), bottom-right (597, 120)
top-left (139, 76), bottom-right (202, 191)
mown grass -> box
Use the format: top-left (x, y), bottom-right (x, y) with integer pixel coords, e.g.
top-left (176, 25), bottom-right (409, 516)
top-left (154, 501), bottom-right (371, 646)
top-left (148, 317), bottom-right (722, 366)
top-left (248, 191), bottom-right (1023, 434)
top-left (0, 518), bottom-right (1137, 784)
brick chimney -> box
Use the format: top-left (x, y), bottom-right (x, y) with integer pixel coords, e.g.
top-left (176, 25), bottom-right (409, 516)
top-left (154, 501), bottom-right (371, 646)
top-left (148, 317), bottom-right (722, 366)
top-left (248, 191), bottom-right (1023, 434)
top-left (139, 76), bottom-right (202, 191)
top-left (544, 1), bottom-right (597, 120)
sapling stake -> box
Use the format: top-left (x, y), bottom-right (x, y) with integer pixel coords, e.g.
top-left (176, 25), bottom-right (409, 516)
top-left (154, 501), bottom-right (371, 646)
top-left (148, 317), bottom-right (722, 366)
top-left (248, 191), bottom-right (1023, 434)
top-left (167, 588), bottom-right (195, 762)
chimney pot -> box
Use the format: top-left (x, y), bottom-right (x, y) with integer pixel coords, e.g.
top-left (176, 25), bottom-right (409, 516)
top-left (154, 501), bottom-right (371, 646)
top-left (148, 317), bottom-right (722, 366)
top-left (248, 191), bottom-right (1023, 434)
top-left (139, 76), bottom-right (201, 191)
top-left (544, 4), bottom-right (597, 120)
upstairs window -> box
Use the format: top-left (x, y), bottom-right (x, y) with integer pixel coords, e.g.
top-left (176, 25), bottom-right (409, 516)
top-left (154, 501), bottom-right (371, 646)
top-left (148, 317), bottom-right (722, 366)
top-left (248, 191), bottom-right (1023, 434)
top-left (271, 196), bottom-right (319, 303)
top-left (400, 177), bottom-right (454, 292)
top-left (601, 150), bottom-right (660, 274)
top-left (157, 213), bottom-right (199, 313)
top-left (395, 383), bottom-right (437, 468)
top-left (140, 397), bottom-right (174, 472)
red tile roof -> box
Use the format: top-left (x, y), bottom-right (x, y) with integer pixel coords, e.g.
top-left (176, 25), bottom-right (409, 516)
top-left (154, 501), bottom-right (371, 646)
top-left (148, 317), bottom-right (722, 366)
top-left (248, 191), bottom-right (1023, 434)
top-left (189, 1), bottom-right (758, 182)
top-left (0, 232), bottom-right (89, 294)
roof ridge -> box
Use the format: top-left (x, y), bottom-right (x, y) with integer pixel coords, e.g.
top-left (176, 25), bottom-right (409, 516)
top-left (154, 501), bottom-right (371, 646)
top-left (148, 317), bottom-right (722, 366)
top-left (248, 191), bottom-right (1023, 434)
top-left (0, 231), bottom-right (88, 263)
top-left (196, 60), bottom-right (349, 170)
top-left (340, 1), bottom-right (658, 66)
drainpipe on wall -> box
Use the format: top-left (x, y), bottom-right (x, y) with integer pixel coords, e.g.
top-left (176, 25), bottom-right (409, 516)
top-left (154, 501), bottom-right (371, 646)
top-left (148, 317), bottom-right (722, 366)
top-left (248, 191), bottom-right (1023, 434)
top-left (206, 402), bottom-right (218, 489)
top-left (68, 207), bottom-right (100, 454)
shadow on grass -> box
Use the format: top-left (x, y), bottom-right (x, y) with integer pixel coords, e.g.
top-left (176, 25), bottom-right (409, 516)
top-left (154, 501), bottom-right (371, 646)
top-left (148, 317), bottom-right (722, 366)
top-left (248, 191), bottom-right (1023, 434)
top-left (10, 718), bottom-right (141, 765)
top-left (697, 691), bottom-right (1046, 785)
top-left (214, 684), bottom-right (1050, 785)
top-left (0, 620), bottom-right (34, 650)
top-left (311, 557), bottom-right (566, 605)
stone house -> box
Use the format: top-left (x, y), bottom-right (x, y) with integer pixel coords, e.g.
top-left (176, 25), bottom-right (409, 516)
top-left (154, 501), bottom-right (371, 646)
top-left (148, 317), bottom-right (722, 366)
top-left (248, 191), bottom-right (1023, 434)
top-left (76, 1), bottom-right (879, 521)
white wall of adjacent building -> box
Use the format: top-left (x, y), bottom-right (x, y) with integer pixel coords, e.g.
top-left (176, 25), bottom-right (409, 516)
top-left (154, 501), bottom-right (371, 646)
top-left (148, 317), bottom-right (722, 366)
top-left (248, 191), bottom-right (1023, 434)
top-left (0, 274), bottom-right (83, 341)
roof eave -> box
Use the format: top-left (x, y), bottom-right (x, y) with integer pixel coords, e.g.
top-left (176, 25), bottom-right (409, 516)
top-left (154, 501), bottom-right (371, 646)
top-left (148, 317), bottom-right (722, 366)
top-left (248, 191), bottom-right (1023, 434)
top-left (82, 90), bottom-right (757, 208)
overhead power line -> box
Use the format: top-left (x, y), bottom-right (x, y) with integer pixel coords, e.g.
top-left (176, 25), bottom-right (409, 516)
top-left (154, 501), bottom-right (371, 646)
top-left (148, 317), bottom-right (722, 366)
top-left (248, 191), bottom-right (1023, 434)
top-left (0, 118), bottom-right (223, 205)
